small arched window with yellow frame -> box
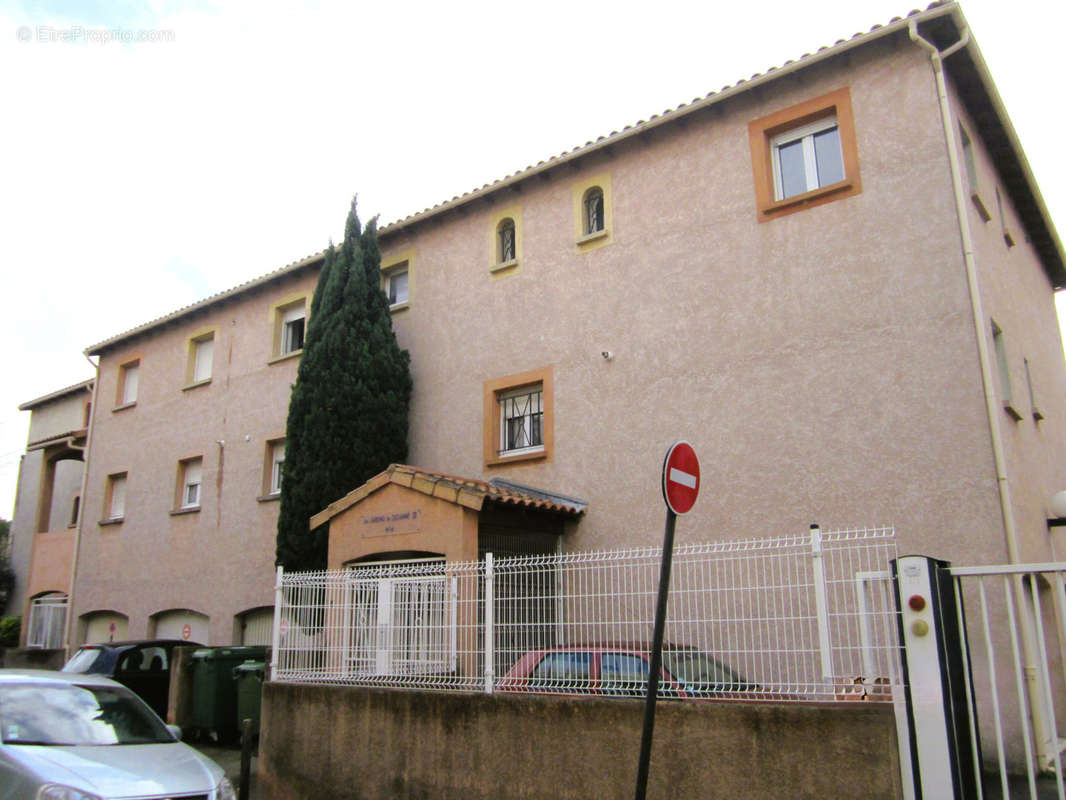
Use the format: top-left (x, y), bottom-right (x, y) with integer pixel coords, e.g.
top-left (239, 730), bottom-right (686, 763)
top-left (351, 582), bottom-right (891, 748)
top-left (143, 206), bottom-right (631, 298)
top-left (497, 217), bottom-right (516, 265)
top-left (582, 186), bottom-right (605, 236)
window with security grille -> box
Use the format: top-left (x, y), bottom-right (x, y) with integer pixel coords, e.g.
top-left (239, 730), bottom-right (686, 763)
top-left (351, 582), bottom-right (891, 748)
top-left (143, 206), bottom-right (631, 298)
top-left (498, 219), bottom-right (516, 263)
top-left (27, 593), bottom-right (68, 649)
top-left (499, 386), bottom-right (543, 455)
top-left (583, 188), bottom-right (604, 234)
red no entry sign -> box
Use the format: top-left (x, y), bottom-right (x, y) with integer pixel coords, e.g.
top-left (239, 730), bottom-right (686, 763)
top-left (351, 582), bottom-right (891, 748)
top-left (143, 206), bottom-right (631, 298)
top-left (181, 623), bottom-right (192, 640)
top-left (662, 441), bottom-right (700, 515)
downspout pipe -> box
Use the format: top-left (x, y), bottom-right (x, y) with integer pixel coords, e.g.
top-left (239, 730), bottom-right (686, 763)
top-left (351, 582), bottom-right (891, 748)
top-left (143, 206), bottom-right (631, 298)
top-left (63, 353), bottom-right (100, 658)
top-left (908, 17), bottom-right (1052, 769)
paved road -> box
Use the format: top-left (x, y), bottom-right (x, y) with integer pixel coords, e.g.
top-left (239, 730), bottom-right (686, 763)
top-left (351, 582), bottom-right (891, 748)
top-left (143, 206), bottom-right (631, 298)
top-left (193, 741), bottom-right (259, 799)
top-left (981, 772), bottom-right (1064, 800)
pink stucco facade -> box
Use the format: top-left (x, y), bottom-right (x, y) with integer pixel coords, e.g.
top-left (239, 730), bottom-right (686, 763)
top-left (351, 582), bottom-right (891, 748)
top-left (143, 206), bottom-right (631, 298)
top-left (8, 381), bottom-right (91, 646)
top-left (75, 269), bottom-right (316, 643)
top-left (64, 9), bottom-right (1063, 668)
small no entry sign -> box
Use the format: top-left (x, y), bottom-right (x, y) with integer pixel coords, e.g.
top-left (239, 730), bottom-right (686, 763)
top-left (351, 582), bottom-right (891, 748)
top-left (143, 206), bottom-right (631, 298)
top-left (181, 623), bottom-right (192, 640)
top-left (661, 441), bottom-right (700, 515)
top-left (639, 439), bottom-right (702, 799)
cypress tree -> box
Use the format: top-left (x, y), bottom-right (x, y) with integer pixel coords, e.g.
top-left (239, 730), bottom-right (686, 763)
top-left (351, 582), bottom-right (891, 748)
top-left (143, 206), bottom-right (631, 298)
top-left (276, 198), bottom-right (412, 571)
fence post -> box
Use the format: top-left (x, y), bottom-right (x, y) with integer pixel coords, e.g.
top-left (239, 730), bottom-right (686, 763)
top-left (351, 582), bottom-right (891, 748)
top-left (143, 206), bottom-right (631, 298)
top-left (555, 538), bottom-right (566, 646)
top-left (269, 566), bottom-right (283, 681)
top-left (810, 524), bottom-right (834, 680)
top-left (449, 575), bottom-right (459, 673)
top-left (484, 553), bottom-right (494, 694)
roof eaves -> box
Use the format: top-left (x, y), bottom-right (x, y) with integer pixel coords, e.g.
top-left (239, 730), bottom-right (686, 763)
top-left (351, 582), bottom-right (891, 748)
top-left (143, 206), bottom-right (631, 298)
top-left (311, 464), bottom-right (587, 527)
top-left (488, 478), bottom-right (588, 515)
top-left (83, 249), bottom-right (327, 356)
top-left (83, 4), bottom-right (975, 354)
top-left (18, 379), bottom-right (94, 411)
top-left (933, 10), bottom-right (1066, 287)
top-left (26, 428), bottom-right (88, 452)
top-left (377, 3), bottom-right (957, 238)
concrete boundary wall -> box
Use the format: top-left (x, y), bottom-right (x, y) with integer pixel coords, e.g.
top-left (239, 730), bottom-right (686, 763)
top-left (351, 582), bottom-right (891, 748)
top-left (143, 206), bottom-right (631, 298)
top-left (0, 648), bottom-right (65, 669)
top-left (259, 683), bottom-right (903, 799)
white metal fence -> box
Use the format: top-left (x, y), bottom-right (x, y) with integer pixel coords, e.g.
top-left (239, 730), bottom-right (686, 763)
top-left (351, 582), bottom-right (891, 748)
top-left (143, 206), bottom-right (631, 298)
top-left (271, 527), bottom-right (901, 701)
top-left (948, 563), bottom-right (1066, 799)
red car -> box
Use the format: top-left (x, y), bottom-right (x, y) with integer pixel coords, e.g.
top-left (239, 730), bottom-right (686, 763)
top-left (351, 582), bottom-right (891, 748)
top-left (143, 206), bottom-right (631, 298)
top-left (497, 644), bottom-right (766, 700)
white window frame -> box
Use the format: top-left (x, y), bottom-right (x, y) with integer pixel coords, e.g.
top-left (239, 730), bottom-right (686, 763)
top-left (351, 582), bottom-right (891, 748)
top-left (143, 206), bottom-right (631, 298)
top-left (181, 458), bottom-right (202, 509)
top-left (386, 267), bottom-right (409, 307)
top-left (959, 123), bottom-right (977, 191)
top-left (108, 474), bottom-right (126, 520)
top-left (119, 362), bottom-right (139, 405)
top-left (498, 384), bottom-right (544, 457)
top-left (270, 441), bottom-right (285, 495)
top-left (280, 303), bottom-right (306, 355)
top-left (1024, 358), bottom-right (1044, 421)
top-left (770, 115), bottom-right (843, 201)
top-left (192, 336), bottom-right (213, 383)
top-left (27, 593), bottom-right (68, 649)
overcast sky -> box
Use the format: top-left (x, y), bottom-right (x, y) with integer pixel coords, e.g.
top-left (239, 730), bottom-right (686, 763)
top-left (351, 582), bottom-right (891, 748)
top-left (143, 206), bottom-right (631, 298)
top-left (2, 0), bottom-right (1064, 518)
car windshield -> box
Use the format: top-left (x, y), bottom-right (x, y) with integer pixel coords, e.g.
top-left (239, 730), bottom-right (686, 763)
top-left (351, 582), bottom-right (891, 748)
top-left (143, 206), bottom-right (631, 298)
top-left (661, 650), bottom-right (752, 690)
top-left (0, 683), bottom-right (174, 746)
top-left (62, 647), bottom-right (108, 674)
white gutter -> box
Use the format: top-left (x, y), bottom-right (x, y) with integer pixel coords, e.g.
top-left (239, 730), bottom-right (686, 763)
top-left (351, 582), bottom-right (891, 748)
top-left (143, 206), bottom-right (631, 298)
top-left (62, 353), bottom-right (100, 658)
top-left (908, 15), bottom-right (1052, 770)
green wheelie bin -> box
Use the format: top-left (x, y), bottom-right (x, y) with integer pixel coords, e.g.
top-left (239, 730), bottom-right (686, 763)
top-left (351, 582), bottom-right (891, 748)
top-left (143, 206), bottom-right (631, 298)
top-left (233, 660), bottom-right (266, 742)
top-left (191, 646), bottom-right (267, 742)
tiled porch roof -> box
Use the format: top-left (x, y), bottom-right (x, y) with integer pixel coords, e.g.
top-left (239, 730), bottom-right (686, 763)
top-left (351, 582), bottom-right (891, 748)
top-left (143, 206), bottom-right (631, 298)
top-left (310, 464), bottom-right (588, 529)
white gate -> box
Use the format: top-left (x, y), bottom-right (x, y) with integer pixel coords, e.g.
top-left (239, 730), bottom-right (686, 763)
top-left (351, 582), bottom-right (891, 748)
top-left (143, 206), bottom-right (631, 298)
top-left (345, 560), bottom-right (456, 678)
top-left (948, 563), bottom-right (1065, 799)
top-left (898, 559), bottom-right (1066, 800)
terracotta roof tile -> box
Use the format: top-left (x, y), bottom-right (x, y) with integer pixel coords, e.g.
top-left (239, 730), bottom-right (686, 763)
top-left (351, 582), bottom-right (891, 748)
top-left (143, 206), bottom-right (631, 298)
top-left (88, 3), bottom-right (988, 353)
top-left (310, 464), bottom-right (588, 529)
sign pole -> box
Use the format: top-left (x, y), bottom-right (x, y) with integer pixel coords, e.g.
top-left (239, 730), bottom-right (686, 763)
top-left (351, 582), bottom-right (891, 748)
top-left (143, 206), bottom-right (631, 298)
top-left (634, 507), bottom-right (677, 800)
top-left (635, 441), bottom-right (700, 800)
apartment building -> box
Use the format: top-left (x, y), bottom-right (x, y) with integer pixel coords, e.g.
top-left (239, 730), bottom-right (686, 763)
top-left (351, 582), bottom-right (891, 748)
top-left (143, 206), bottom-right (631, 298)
top-left (6, 380), bottom-right (92, 647)
top-left (9, 3), bottom-right (1065, 660)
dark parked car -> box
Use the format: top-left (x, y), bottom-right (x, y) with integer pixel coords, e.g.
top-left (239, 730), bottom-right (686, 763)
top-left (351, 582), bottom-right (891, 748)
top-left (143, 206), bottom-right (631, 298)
top-left (497, 643), bottom-right (766, 699)
top-left (61, 639), bottom-right (202, 719)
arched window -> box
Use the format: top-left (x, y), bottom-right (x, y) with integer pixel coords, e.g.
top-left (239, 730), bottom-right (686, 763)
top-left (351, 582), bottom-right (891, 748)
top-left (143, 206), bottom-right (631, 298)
top-left (583, 187), bottom-right (604, 235)
top-left (27, 593), bottom-right (68, 649)
top-left (497, 218), bottom-right (516, 264)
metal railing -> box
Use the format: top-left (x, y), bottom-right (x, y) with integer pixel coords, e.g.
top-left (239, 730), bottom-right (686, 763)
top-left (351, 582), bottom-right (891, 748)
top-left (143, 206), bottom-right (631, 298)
top-left (26, 593), bottom-right (68, 649)
top-left (948, 563), bottom-right (1066, 799)
top-left (271, 527), bottom-right (901, 701)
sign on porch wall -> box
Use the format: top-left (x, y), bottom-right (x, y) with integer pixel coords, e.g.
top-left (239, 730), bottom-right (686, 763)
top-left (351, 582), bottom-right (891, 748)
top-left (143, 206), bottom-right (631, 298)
top-left (361, 509), bottom-right (421, 538)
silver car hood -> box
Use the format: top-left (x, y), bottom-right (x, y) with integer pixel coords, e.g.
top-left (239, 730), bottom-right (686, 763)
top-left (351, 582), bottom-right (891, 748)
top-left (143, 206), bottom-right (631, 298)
top-left (7, 741), bottom-right (222, 797)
